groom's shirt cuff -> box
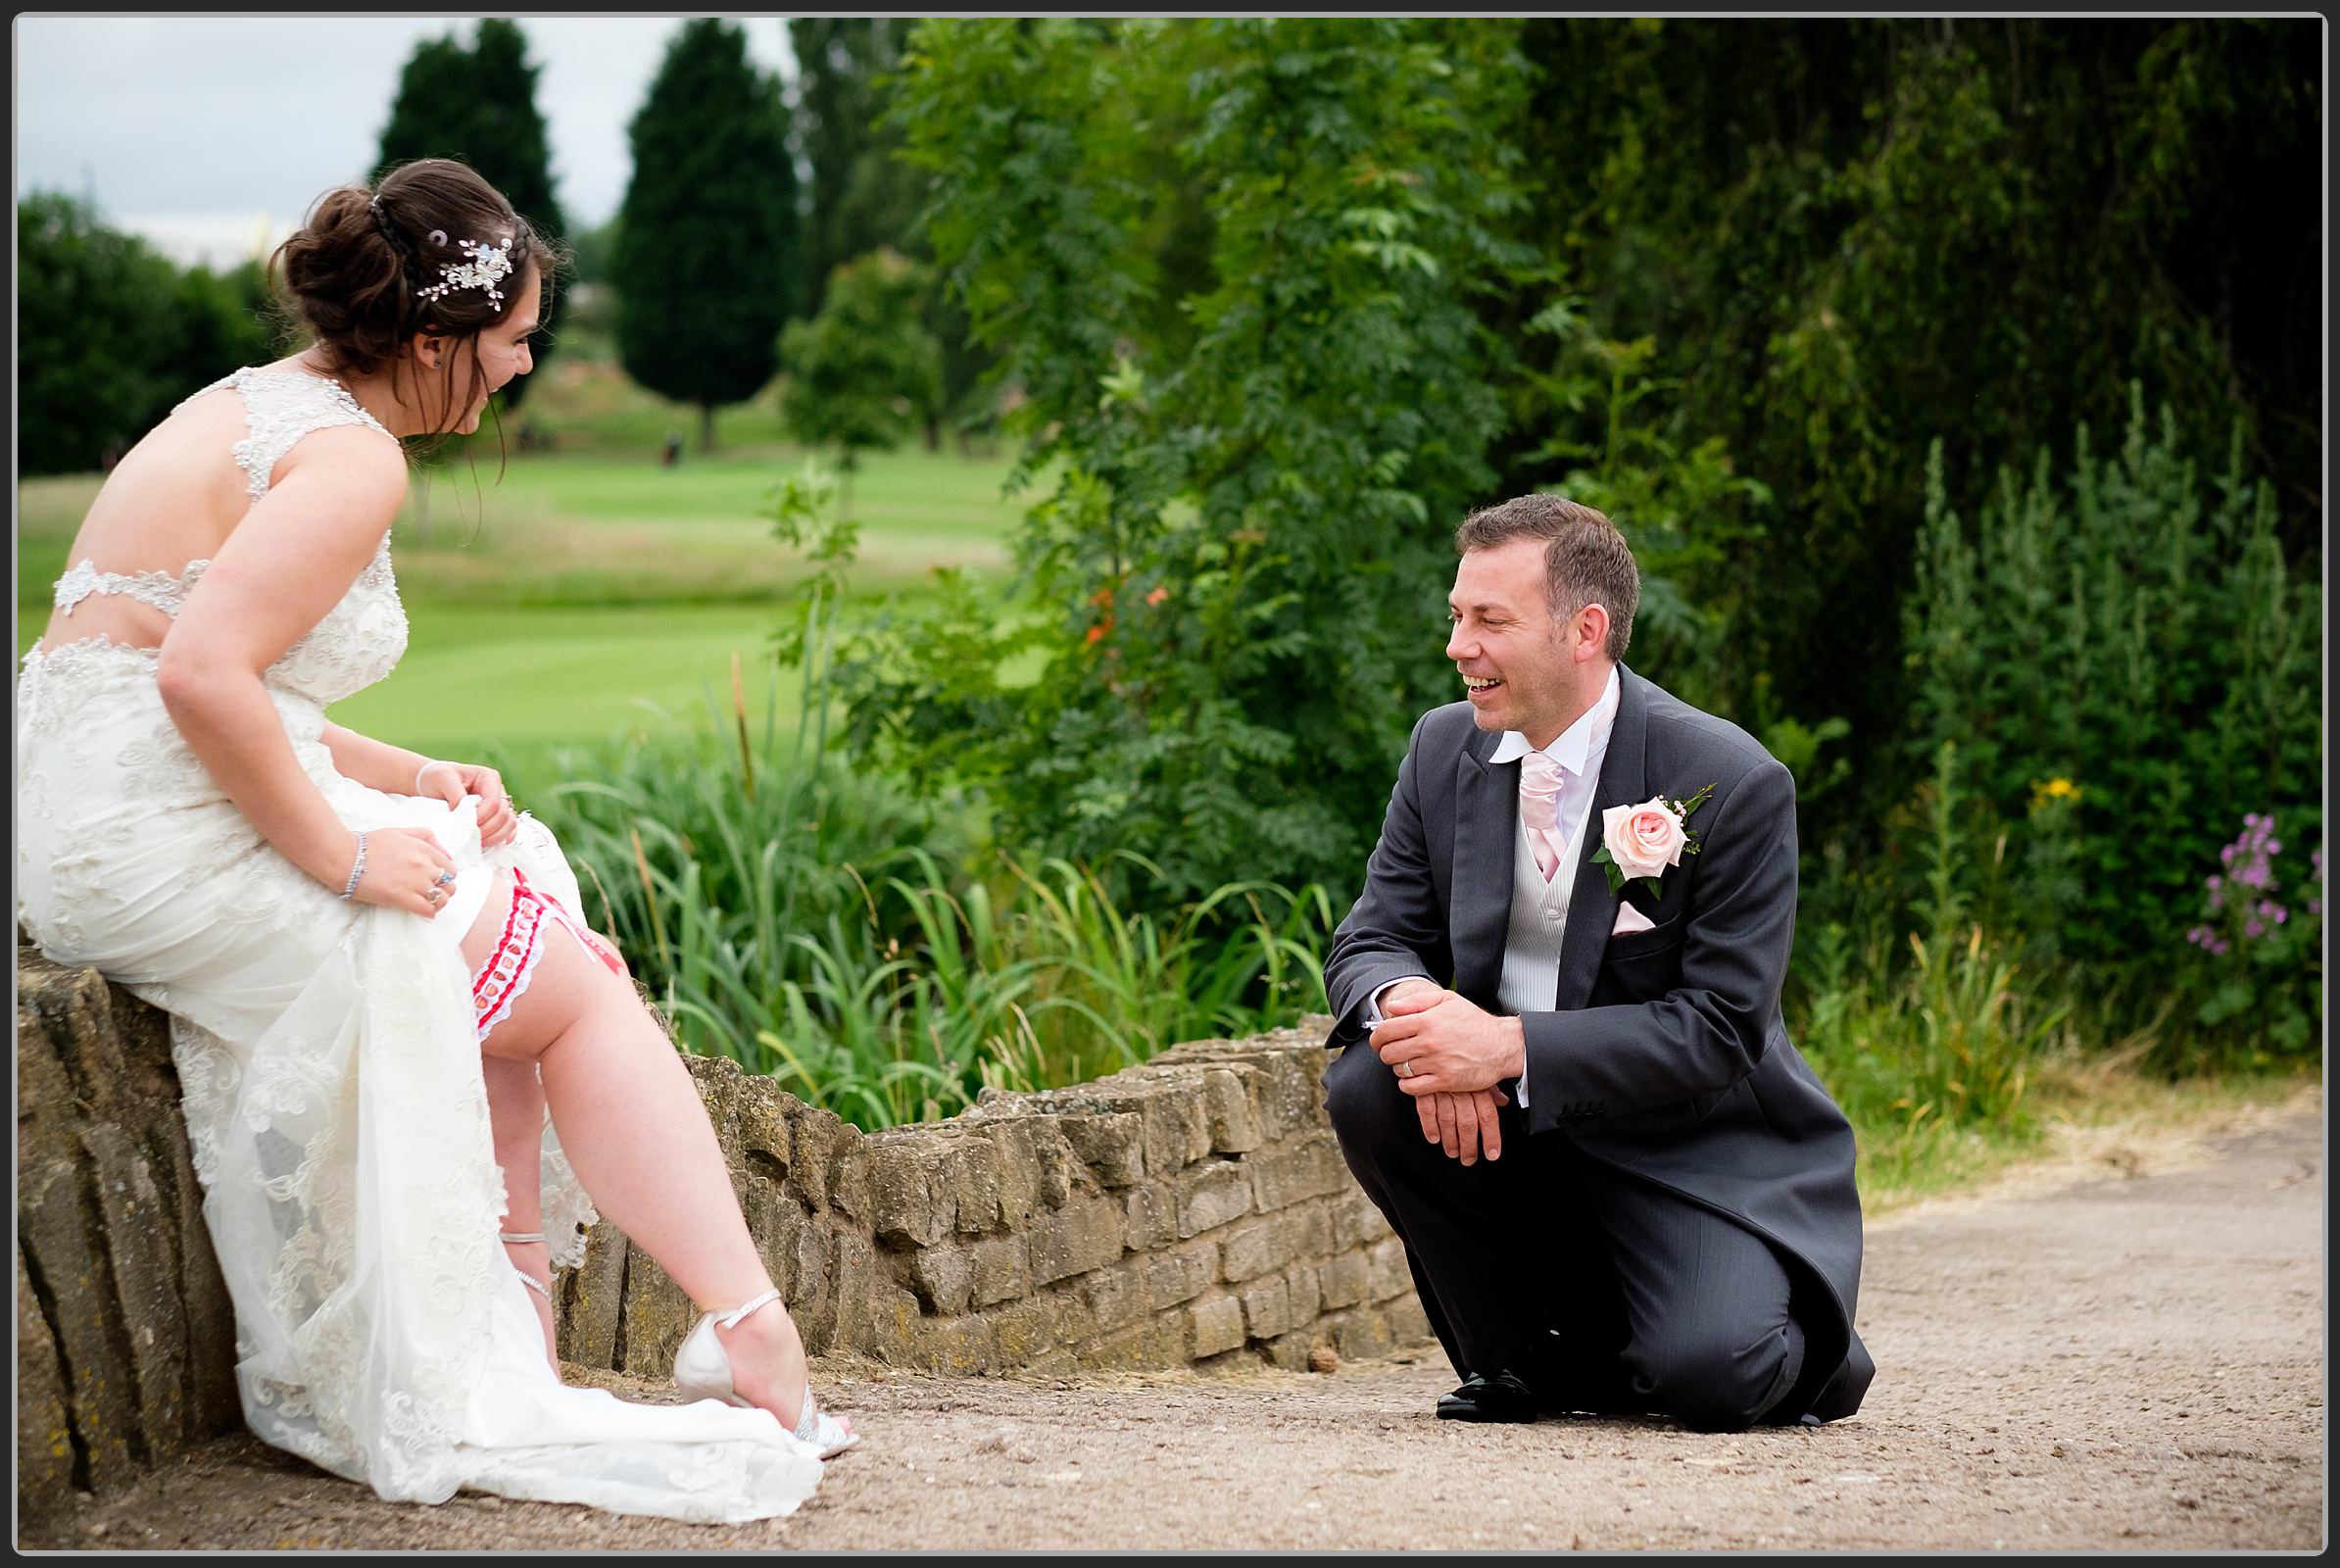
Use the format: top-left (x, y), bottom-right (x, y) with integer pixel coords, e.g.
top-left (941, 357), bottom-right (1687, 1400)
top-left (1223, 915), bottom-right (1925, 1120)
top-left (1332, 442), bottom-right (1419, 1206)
top-left (1361, 975), bottom-right (1432, 1028)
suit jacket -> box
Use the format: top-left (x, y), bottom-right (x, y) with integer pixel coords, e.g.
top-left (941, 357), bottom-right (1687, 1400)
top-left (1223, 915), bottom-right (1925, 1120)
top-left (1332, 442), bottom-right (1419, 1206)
top-left (1323, 665), bottom-right (1865, 1396)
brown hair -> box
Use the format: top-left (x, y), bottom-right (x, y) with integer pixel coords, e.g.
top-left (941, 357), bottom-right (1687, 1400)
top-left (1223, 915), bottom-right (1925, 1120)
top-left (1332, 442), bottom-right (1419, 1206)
top-left (1453, 493), bottom-right (1640, 662)
top-left (269, 158), bottom-right (561, 447)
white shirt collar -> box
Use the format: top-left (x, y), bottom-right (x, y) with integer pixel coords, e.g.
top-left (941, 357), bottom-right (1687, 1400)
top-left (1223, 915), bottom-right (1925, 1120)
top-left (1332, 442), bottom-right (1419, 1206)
top-left (1488, 664), bottom-right (1622, 774)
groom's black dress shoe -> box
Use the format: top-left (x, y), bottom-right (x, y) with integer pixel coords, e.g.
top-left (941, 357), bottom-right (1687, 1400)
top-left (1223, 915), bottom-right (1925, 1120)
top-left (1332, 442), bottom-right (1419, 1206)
top-left (1435, 1370), bottom-right (1539, 1423)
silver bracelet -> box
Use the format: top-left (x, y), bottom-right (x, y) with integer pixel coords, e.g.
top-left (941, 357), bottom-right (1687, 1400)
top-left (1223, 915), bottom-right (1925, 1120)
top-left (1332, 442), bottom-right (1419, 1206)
top-left (414, 759), bottom-right (455, 796)
top-left (339, 831), bottom-right (369, 901)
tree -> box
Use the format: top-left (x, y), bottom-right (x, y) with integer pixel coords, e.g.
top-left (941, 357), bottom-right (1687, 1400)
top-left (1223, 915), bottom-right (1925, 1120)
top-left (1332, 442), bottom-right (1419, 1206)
top-left (850, 19), bottom-right (1536, 901)
top-left (613, 19), bottom-right (799, 452)
top-left (160, 260), bottom-right (277, 402)
top-left (789, 19), bottom-right (922, 314)
top-left (1483, 18), bottom-right (2323, 854)
top-left (780, 248), bottom-right (942, 514)
top-left (18, 193), bottom-right (187, 473)
top-left (375, 19), bottom-right (567, 408)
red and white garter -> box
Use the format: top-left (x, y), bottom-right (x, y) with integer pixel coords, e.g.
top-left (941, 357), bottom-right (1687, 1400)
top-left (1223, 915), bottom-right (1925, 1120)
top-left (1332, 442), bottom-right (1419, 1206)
top-left (471, 867), bottom-right (626, 1041)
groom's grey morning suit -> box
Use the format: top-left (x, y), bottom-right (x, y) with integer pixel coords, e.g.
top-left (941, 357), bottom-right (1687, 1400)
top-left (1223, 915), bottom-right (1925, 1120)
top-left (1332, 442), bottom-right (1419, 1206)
top-left (1323, 665), bottom-right (1876, 1428)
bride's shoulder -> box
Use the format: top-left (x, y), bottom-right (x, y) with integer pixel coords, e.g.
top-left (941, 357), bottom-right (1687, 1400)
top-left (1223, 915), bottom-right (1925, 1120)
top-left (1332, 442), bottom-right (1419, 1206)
top-left (276, 421), bottom-right (411, 500)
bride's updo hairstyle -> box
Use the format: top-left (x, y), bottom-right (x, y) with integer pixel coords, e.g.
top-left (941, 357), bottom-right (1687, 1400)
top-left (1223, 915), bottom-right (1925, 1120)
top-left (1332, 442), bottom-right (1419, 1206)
top-left (271, 158), bottom-right (560, 440)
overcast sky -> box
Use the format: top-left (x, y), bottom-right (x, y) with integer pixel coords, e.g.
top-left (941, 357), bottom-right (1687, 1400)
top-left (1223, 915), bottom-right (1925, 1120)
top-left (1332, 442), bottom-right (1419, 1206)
top-left (14, 16), bottom-right (797, 265)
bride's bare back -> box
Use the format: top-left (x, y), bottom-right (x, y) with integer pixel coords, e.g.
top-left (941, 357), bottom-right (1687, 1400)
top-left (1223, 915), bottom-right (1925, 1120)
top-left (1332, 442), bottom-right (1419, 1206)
top-left (37, 361), bottom-right (302, 657)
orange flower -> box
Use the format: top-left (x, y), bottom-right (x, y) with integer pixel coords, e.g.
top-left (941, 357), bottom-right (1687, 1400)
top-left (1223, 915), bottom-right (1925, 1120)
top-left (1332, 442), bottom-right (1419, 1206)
top-left (1146, 586), bottom-right (1169, 607)
top-left (1085, 622), bottom-right (1108, 646)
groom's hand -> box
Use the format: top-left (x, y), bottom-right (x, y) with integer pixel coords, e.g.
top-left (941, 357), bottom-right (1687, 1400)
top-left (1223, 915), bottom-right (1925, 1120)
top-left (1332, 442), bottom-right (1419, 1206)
top-left (1418, 1087), bottom-right (1509, 1164)
top-left (1370, 987), bottom-right (1527, 1097)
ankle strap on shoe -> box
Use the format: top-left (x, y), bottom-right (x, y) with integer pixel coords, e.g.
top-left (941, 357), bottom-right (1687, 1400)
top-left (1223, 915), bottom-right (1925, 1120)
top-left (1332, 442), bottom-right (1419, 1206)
top-left (712, 1287), bottom-right (784, 1331)
top-left (499, 1231), bottom-right (547, 1245)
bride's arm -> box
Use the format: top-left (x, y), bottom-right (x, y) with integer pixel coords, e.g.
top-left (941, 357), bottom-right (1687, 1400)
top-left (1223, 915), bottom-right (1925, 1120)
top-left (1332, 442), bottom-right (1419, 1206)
top-left (156, 429), bottom-right (445, 906)
top-left (318, 720), bottom-right (437, 796)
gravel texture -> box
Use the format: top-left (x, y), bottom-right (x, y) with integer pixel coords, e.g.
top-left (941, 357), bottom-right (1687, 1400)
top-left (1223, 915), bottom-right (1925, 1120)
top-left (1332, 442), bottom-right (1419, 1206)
top-left (20, 1100), bottom-right (2323, 1552)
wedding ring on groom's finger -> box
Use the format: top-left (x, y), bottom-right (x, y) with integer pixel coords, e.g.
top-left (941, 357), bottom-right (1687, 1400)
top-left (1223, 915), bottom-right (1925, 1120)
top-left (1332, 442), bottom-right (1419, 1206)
top-left (1399, 1058), bottom-right (1415, 1078)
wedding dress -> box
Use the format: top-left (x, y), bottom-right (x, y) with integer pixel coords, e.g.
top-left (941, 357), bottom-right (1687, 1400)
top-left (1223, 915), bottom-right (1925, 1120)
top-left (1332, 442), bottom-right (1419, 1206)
top-left (14, 366), bottom-right (823, 1523)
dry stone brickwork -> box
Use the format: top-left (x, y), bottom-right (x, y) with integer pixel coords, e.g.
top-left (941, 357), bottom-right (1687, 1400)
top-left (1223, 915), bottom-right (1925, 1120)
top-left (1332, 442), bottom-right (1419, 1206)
top-left (556, 1029), bottom-right (1430, 1382)
top-left (17, 940), bottom-right (1431, 1517)
top-left (16, 944), bottom-right (241, 1519)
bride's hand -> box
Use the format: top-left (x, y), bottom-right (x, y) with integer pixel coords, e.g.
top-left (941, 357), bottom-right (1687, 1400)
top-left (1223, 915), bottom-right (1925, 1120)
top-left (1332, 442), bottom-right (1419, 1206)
top-left (344, 826), bottom-right (462, 917)
top-left (414, 759), bottom-right (517, 848)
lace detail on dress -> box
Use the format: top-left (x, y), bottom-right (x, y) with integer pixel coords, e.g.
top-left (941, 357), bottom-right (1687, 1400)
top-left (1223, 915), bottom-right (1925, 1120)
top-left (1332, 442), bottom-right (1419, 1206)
top-left (39, 367), bottom-right (409, 708)
top-left (55, 559), bottom-right (203, 615)
top-left (189, 366), bottom-right (397, 503)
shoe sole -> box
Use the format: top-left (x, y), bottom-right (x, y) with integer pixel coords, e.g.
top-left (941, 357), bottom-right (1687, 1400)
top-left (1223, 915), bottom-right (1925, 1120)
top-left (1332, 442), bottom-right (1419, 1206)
top-left (1435, 1404), bottom-right (1537, 1424)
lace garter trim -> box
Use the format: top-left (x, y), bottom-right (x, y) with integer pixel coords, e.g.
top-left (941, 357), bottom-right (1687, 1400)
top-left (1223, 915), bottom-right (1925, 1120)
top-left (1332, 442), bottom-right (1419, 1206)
top-left (470, 868), bottom-right (626, 1042)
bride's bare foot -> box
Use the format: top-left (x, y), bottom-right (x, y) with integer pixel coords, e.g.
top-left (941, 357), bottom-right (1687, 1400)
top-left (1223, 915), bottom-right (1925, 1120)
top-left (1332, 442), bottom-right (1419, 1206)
top-left (712, 1304), bottom-right (855, 1446)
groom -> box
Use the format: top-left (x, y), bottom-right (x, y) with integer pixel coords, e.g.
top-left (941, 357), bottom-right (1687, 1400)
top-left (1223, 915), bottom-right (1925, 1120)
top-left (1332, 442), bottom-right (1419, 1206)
top-left (1321, 494), bottom-right (1875, 1431)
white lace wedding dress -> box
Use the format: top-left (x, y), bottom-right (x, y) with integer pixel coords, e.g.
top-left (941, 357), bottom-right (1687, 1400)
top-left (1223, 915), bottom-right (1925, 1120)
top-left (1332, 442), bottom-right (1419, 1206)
top-left (15, 367), bottom-right (824, 1523)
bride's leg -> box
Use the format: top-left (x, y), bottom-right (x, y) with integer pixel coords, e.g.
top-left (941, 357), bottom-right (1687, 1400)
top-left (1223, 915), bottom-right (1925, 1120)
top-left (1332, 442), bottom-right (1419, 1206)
top-left (459, 875), bottom-right (842, 1438)
top-left (482, 1055), bottom-right (560, 1372)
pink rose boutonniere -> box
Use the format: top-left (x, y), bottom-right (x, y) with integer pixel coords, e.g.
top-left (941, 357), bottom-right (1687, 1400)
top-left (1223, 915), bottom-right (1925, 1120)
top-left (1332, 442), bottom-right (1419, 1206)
top-left (1593, 782), bottom-right (1719, 897)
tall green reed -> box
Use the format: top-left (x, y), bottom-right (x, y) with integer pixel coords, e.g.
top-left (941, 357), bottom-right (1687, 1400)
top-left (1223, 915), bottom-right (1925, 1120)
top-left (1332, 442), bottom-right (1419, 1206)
top-left (1794, 742), bottom-right (2069, 1190)
top-left (521, 641), bottom-right (1338, 1129)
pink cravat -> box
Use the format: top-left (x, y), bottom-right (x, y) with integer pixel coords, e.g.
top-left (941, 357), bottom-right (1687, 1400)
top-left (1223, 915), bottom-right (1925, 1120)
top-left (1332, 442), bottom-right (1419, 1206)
top-left (1519, 751), bottom-right (1566, 882)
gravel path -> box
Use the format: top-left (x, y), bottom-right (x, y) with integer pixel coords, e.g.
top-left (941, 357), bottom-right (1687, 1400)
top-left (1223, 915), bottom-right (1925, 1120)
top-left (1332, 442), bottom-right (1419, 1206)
top-left (23, 1101), bottom-right (2323, 1552)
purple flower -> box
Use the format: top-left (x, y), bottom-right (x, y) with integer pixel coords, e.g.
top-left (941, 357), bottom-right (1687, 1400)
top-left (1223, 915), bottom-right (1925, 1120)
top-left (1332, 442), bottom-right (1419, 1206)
top-left (2221, 845), bottom-right (2236, 865)
top-left (2208, 874), bottom-right (2223, 891)
top-left (2246, 813), bottom-right (2262, 829)
top-left (2267, 840), bottom-right (2282, 856)
top-left (2310, 901), bottom-right (2322, 918)
top-left (2245, 919), bottom-right (2265, 939)
top-left (2273, 907), bottom-right (2288, 925)
top-left (2213, 939), bottom-right (2231, 956)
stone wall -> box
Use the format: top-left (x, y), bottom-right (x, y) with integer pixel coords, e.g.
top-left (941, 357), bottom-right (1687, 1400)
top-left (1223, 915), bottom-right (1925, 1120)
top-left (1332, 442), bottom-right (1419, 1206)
top-left (17, 941), bottom-right (1430, 1514)
top-left (17, 947), bottom-right (242, 1515)
top-left (563, 1034), bottom-right (1429, 1382)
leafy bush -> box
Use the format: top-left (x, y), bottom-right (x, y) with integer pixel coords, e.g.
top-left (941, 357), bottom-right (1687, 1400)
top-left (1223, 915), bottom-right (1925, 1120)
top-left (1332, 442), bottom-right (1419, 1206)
top-left (1899, 393), bottom-right (2320, 1011)
top-left (860, 19), bottom-right (1538, 904)
top-left (779, 247), bottom-right (943, 503)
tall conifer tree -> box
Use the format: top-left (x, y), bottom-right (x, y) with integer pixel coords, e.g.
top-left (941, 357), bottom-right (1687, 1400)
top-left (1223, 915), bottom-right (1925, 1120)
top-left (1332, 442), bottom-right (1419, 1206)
top-left (376, 20), bottom-right (567, 408)
top-left (612, 19), bottom-right (799, 451)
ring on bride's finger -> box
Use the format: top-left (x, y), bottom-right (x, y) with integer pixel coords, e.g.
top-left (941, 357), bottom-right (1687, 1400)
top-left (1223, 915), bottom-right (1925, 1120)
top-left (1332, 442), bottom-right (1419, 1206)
top-left (435, 869), bottom-right (457, 886)
top-left (426, 887), bottom-right (446, 905)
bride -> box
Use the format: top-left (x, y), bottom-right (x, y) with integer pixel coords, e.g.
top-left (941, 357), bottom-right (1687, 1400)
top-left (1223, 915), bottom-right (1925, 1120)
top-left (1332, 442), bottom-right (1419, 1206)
top-left (15, 158), bottom-right (853, 1523)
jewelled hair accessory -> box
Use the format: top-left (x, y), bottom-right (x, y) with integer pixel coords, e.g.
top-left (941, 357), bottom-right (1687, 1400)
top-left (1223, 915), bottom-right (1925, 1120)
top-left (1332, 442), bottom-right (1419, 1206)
top-left (416, 230), bottom-right (517, 308)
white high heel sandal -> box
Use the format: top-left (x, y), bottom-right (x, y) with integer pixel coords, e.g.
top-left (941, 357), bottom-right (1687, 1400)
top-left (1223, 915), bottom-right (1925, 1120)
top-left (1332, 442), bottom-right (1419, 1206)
top-left (499, 1231), bottom-right (554, 1301)
top-left (673, 1287), bottom-right (859, 1459)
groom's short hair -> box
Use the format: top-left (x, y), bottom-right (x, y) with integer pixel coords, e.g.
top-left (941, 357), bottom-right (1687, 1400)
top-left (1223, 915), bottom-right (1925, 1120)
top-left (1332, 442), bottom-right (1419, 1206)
top-left (1454, 494), bottom-right (1639, 662)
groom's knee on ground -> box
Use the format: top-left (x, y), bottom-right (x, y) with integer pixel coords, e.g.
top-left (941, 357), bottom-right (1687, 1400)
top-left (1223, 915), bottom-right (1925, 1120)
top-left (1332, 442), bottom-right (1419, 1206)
top-left (1627, 1318), bottom-right (1804, 1434)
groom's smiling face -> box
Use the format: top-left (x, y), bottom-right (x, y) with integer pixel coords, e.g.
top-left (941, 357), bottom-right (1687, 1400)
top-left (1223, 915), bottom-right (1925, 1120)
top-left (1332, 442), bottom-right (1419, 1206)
top-left (1447, 537), bottom-right (1597, 749)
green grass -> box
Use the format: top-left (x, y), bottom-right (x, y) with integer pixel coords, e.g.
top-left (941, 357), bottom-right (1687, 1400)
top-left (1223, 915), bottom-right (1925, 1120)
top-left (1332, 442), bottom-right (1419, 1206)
top-left (19, 435), bottom-right (1040, 770)
top-left (323, 602), bottom-right (804, 782)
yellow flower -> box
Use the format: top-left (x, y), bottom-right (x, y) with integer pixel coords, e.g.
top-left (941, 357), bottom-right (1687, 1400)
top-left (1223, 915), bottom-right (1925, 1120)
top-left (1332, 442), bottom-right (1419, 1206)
top-left (2029, 776), bottom-right (2081, 813)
